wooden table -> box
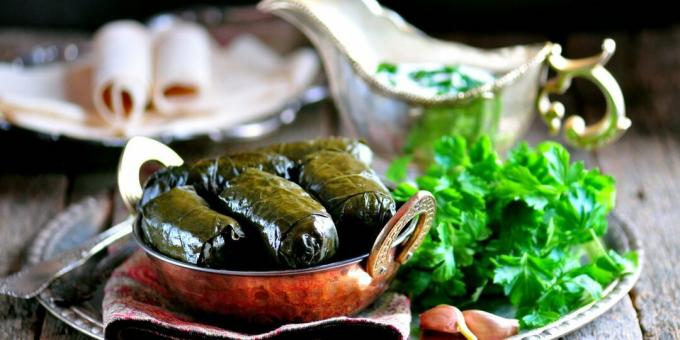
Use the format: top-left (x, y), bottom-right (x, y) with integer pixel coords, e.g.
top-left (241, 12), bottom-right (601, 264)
top-left (2, 28), bottom-right (679, 339)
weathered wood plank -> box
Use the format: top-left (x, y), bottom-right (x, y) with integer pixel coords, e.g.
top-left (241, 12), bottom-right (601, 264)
top-left (39, 315), bottom-right (91, 340)
top-left (565, 298), bottom-right (643, 340)
top-left (0, 175), bottom-right (68, 339)
top-left (65, 172), bottom-right (116, 203)
top-left (595, 130), bottom-right (680, 339)
top-left (596, 131), bottom-right (680, 340)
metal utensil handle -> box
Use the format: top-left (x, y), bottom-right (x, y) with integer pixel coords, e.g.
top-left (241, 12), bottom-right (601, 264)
top-left (366, 190), bottom-right (436, 279)
top-left (537, 38), bottom-right (631, 149)
top-left (117, 136), bottom-right (185, 212)
top-left (0, 218), bottom-right (132, 299)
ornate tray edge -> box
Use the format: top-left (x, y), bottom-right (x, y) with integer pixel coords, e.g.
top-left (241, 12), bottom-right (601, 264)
top-left (28, 197), bottom-right (105, 339)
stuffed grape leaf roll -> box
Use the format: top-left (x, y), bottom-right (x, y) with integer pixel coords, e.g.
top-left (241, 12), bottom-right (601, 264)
top-left (139, 152), bottom-right (295, 207)
top-left (189, 151), bottom-right (295, 196)
top-left (299, 150), bottom-right (396, 255)
top-left (139, 165), bottom-right (190, 208)
top-left (258, 137), bottom-right (373, 166)
top-left (217, 169), bottom-right (338, 268)
top-left (140, 186), bottom-right (246, 268)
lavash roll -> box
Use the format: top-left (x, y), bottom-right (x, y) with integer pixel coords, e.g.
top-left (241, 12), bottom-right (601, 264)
top-left (92, 21), bottom-right (151, 130)
top-left (152, 22), bottom-right (212, 115)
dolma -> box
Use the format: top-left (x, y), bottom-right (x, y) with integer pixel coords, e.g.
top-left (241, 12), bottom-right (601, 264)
top-left (141, 186), bottom-right (246, 268)
top-left (139, 165), bottom-right (190, 208)
top-left (140, 152), bottom-right (294, 207)
top-left (217, 169), bottom-right (338, 268)
top-left (257, 137), bottom-right (373, 166)
top-left (188, 151), bottom-right (295, 196)
top-left (298, 150), bottom-right (396, 255)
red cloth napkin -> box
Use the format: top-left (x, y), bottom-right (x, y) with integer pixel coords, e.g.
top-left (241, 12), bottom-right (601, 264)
top-left (103, 251), bottom-right (411, 339)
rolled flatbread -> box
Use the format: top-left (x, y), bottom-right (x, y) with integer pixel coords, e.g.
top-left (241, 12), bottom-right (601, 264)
top-left (92, 21), bottom-right (151, 130)
top-left (152, 22), bottom-right (212, 115)
top-left (0, 63), bottom-right (88, 122)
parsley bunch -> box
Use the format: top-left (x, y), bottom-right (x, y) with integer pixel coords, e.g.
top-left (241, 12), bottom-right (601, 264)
top-left (388, 135), bottom-right (637, 329)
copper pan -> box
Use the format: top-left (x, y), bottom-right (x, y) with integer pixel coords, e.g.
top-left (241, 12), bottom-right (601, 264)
top-left (118, 137), bottom-right (435, 327)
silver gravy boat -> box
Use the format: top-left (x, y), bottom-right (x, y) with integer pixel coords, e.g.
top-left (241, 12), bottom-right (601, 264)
top-left (258, 0), bottom-right (630, 164)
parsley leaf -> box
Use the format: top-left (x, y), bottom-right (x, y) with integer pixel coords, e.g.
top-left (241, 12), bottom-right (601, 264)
top-left (390, 135), bottom-right (637, 329)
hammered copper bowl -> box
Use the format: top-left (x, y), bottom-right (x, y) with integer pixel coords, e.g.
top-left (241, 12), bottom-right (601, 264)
top-left (118, 137), bottom-right (436, 327)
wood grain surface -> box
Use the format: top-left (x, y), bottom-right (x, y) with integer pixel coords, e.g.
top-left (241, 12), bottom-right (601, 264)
top-left (0, 175), bottom-right (67, 339)
top-left (2, 27), bottom-right (679, 339)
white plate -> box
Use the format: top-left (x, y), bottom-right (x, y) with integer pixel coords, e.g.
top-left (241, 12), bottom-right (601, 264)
top-left (0, 7), bottom-right (327, 147)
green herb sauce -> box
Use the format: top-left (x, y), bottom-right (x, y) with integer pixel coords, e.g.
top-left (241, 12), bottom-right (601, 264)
top-left (376, 62), bottom-right (502, 165)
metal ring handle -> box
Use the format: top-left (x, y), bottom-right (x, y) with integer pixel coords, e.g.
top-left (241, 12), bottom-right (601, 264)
top-left (537, 39), bottom-right (631, 149)
top-left (366, 190), bottom-right (436, 279)
top-left (117, 136), bottom-right (184, 212)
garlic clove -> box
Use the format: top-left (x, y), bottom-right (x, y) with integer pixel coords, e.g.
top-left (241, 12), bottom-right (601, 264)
top-left (420, 305), bottom-right (478, 340)
top-left (462, 310), bottom-right (519, 340)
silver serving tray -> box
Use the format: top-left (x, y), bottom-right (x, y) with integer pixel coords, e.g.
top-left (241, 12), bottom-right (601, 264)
top-left (28, 197), bottom-right (643, 339)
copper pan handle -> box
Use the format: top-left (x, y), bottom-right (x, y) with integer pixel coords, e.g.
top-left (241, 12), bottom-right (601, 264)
top-left (366, 190), bottom-right (436, 279)
top-left (117, 136), bottom-right (184, 212)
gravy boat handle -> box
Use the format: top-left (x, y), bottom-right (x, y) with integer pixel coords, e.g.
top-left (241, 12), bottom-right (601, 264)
top-left (538, 38), bottom-right (631, 149)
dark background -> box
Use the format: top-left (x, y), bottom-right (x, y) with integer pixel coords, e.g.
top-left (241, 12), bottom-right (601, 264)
top-left (0, 0), bottom-right (675, 172)
top-left (0, 0), bottom-right (676, 33)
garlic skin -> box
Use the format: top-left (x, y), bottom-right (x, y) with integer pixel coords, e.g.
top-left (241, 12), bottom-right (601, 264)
top-left (420, 305), bottom-right (477, 340)
top-left (462, 310), bottom-right (519, 340)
